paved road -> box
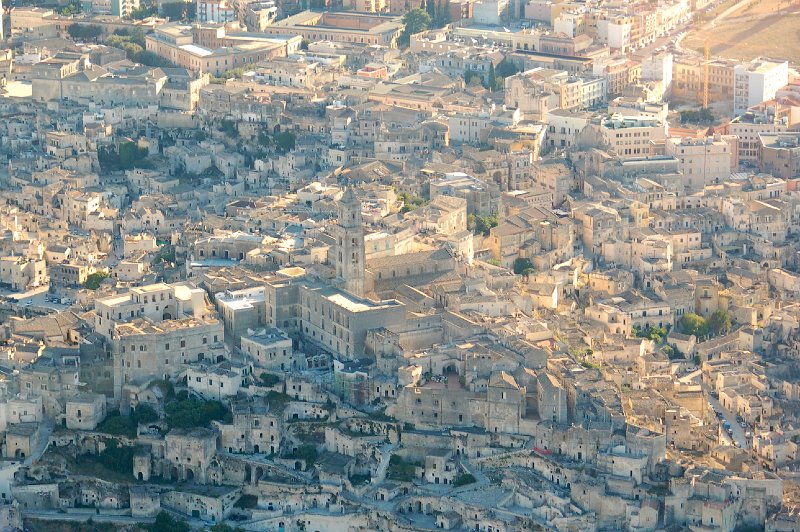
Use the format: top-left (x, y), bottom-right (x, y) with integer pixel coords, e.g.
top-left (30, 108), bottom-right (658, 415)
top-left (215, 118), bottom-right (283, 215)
top-left (680, 370), bottom-right (749, 448)
top-left (707, 390), bottom-right (749, 449)
top-left (23, 510), bottom-right (152, 524)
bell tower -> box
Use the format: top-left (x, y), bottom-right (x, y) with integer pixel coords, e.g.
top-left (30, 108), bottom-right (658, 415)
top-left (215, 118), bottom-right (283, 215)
top-left (332, 186), bottom-right (365, 297)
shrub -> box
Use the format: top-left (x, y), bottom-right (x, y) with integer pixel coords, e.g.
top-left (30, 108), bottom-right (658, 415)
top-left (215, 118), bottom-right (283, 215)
top-left (97, 440), bottom-right (135, 475)
top-left (146, 511), bottom-right (190, 532)
top-left (131, 404), bottom-right (159, 424)
top-left (387, 454), bottom-right (418, 481)
top-left (84, 272), bottom-right (109, 290)
top-left (454, 472), bottom-right (476, 486)
top-left (513, 258), bottom-right (534, 275)
top-left (97, 411), bottom-right (137, 438)
top-left (260, 372), bottom-right (280, 387)
top-left (165, 397), bottom-right (230, 429)
top-left (289, 444), bottom-right (318, 467)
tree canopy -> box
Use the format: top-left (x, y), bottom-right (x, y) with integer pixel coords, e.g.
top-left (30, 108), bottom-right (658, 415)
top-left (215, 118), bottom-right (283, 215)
top-left (469, 213), bottom-right (498, 236)
top-left (146, 512), bottom-right (190, 532)
top-left (678, 313), bottom-right (707, 337)
top-left (84, 271), bottom-right (109, 290)
top-left (105, 29), bottom-right (176, 68)
top-left (161, 0), bottom-right (195, 20)
top-left (513, 257), bottom-right (534, 275)
top-left (399, 9), bottom-right (431, 46)
top-left (164, 396), bottom-right (231, 429)
top-left (707, 310), bottom-right (733, 336)
top-left (67, 24), bottom-right (103, 42)
top-left (678, 310), bottom-right (733, 338)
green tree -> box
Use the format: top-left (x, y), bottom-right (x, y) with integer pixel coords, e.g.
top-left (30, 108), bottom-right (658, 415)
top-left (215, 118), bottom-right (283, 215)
top-left (707, 310), bottom-right (732, 336)
top-left (131, 404), bottom-right (159, 424)
top-left (495, 58), bottom-right (520, 78)
top-left (487, 62), bottom-right (498, 91)
top-left (105, 30), bottom-right (175, 67)
top-left (165, 396), bottom-right (230, 429)
top-left (118, 141), bottom-right (148, 169)
top-left (288, 444), bottom-right (318, 467)
top-left (84, 271), bottom-right (109, 290)
top-left (425, 0), bottom-right (436, 24)
top-left (260, 372), bottom-right (280, 387)
top-left (210, 524), bottom-right (246, 532)
top-left (468, 213), bottom-right (498, 236)
top-left (59, 1), bottom-right (82, 16)
top-left (434, 0), bottom-right (449, 27)
top-left (147, 511), bottom-right (190, 532)
top-left (129, 5), bottom-right (157, 19)
top-left (633, 325), bottom-right (668, 343)
top-left (220, 120), bottom-right (239, 138)
top-left (397, 191), bottom-right (426, 213)
top-left (98, 145), bottom-right (121, 171)
top-left (680, 108), bottom-right (715, 125)
top-left (399, 8), bottom-right (431, 46)
top-left (464, 69), bottom-right (479, 85)
top-left (454, 472), bottom-right (476, 486)
top-left (678, 313), bottom-right (707, 337)
top-left (68, 24), bottom-right (103, 42)
top-left (387, 454), bottom-right (418, 481)
top-left (513, 257), bottom-right (534, 275)
top-left (97, 411), bottom-right (137, 437)
top-left (95, 440), bottom-right (136, 474)
top-left (161, 1), bottom-right (194, 20)
top-left (275, 131), bottom-right (296, 153)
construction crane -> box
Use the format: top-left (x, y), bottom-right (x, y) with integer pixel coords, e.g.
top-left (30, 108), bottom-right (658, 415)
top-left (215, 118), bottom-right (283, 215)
top-left (703, 39), bottom-right (710, 109)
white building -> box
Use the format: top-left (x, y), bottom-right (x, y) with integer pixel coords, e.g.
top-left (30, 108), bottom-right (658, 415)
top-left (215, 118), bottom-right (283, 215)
top-left (600, 114), bottom-right (668, 159)
top-left (544, 109), bottom-right (593, 150)
top-left (240, 328), bottom-right (298, 372)
top-left (196, 0), bottom-right (236, 23)
top-left (605, 18), bottom-right (632, 51)
top-left (733, 60), bottom-right (789, 116)
top-left (641, 52), bottom-right (673, 97)
top-left (187, 360), bottom-right (250, 399)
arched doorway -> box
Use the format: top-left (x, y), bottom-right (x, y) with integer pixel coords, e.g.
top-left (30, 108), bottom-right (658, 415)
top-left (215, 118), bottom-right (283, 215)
top-left (170, 466), bottom-right (178, 480)
top-left (255, 466), bottom-right (263, 482)
top-left (253, 444), bottom-right (260, 454)
top-left (185, 468), bottom-right (195, 482)
top-left (138, 472), bottom-right (143, 481)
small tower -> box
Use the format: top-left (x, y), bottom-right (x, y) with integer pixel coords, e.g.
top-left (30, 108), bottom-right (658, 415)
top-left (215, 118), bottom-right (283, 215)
top-left (332, 186), bottom-right (365, 297)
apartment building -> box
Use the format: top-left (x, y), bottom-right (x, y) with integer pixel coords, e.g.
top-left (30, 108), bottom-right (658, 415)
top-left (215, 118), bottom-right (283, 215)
top-left (672, 56), bottom-right (734, 105)
top-left (600, 114), bottom-right (668, 159)
top-left (733, 59), bottom-right (789, 117)
top-left (196, 0), bottom-right (235, 23)
top-left (758, 133), bottom-right (800, 179)
top-left (728, 109), bottom-right (789, 164)
top-left (111, 0), bottom-right (140, 17)
top-left (663, 135), bottom-right (738, 191)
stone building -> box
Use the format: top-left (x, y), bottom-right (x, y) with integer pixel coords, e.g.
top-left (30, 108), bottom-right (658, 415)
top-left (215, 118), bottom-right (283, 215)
top-left (65, 393), bottom-right (106, 431)
top-left (162, 427), bottom-right (218, 484)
